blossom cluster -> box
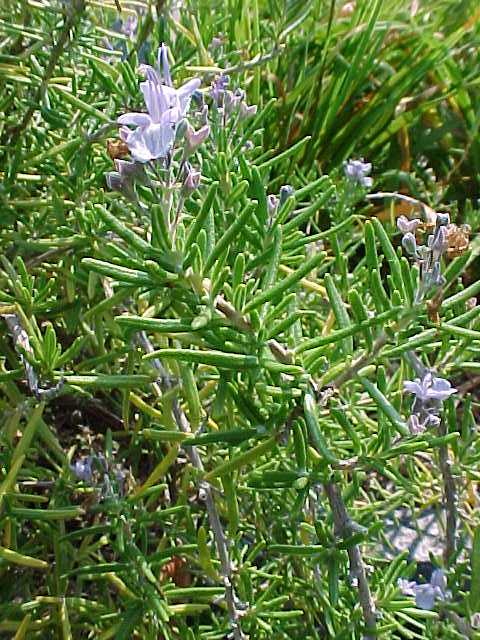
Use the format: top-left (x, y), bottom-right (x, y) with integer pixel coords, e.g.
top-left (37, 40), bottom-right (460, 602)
top-left (71, 453), bottom-right (127, 500)
top-left (398, 569), bottom-right (450, 610)
top-left (403, 371), bottom-right (456, 435)
top-left (397, 210), bottom-right (452, 302)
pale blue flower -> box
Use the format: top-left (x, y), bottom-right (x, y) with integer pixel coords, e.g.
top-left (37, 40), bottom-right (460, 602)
top-left (398, 569), bottom-right (449, 610)
top-left (71, 457), bottom-right (93, 483)
top-left (118, 44), bottom-right (200, 162)
top-left (404, 372), bottom-right (456, 403)
top-left (344, 159), bottom-right (373, 188)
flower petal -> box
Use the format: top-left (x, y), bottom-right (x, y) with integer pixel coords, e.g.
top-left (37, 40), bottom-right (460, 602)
top-left (139, 63), bottom-right (161, 85)
top-left (119, 126), bottom-right (132, 142)
top-left (178, 78), bottom-right (201, 113)
top-left (415, 584), bottom-right (436, 610)
top-left (403, 380), bottom-right (424, 398)
top-left (398, 578), bottom-right (417, 597)
top-left (430, 569), bottom-right (447, 592)
top-left (139, 80), bottom-right (162, 122)
top-left (158, 43), bottom-right (172, 87)
top-left (117, 112), bottom-right (152, 127)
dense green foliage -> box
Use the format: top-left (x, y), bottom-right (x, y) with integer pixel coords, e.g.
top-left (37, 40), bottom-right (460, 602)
top-left (1, 0), bottom-right (480, 638)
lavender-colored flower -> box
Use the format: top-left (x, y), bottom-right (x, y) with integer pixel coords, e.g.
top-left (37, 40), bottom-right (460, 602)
top-left (343, 159), bottom-right (373, 188)
top-left (118, 44), bottom-right (200, 162)
top-left (404, 372), bottom-right (457, 403)
top-left (398, 569), bottom-right (449, 610)
top-left (211, 74), bottom-right (230, 105)
top-left (397, 215), bottom-right (421, 235)
top-left (71, 457), bottom-right (93, 483)
top-left (185, 123), bottom-right (210, 156)
top-left (224, 90), bottom-right (243, 115)
top-left (157, 43), bottom-right (172, 87)
top-left (210, 35), bottom-right (225, 50)
top-left (122, 13), bottom-right (138, 40)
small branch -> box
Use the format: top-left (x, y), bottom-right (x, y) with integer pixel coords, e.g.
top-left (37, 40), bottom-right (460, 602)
top-left (438, 420), bottom-right (457, 564)
top-left (2, 313), bottom-right (65, 400)
top-left (4, 1), bottom-right (86, 144)
top-left (331, 332), bottom-right (389, 389)
top-left (331, 309), bottom-right (420, 390)
top-left (324, 482), bottom-right (377, 639)
top-left (3, 314), bottom-right (39, 395)
top-left (366, 191), bottom-right (424, 208)
top-left (138, 332), bottom-right (246, 639)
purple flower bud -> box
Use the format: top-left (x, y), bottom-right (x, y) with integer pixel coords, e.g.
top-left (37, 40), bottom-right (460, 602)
top-left (429, 225), bottom-right (449, 260)
top-left (115, 159), bottom-right (144, 180)
top-left (106, 159), bottom-right (144, 200)
top-left (397, 215), bottom-right (421, 235)
top-left (224, 90), bottom-right (242, 114)
top-left (210, 35), bottom-right (224, 49)
top-left (279, 185), bottom-right (294, 206)
top-left (122, 14), bottom-right (138, 40)
top-left (436, 212), bottom-right (450, 227)
top-left (200, 104), bottom-right (209, 126)
top-left (182, 163), bottom-right (201, 194)
top-left (267, 194), bottom-right (279, 216)
top-left (401, 232), bottom-right (419, 258)
top-left (106, 171), bottom-right (123, 192)
top-left (211, 74), bottom-right (230, 105)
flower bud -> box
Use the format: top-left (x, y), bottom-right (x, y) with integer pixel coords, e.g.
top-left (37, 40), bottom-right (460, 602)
top-left (279, 184), bottom-right (294, 206)
top-left (267, 194), bottom-right (279, 216)
top-left (429, 225), bottom-right (449, 260)
top-left (182, 163), bottom-right (201, 195)
top-left (106, 171), bottom-right (123, 192)
top-left (436, 212), bottom-right (450, 227)
top-left (175, 118), bottom-right (189, 142)
top-left (401, 232), bottom-right (419, 257)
